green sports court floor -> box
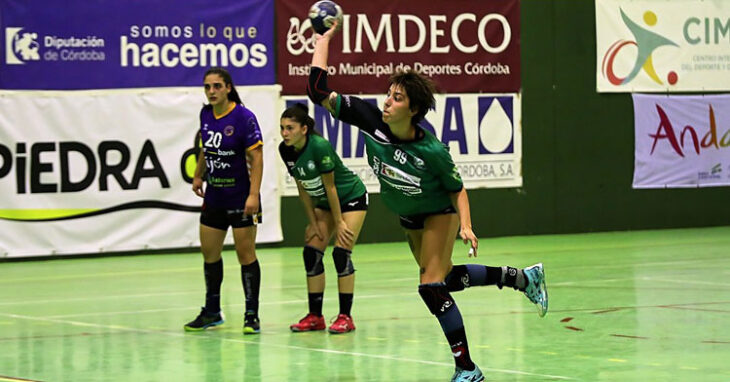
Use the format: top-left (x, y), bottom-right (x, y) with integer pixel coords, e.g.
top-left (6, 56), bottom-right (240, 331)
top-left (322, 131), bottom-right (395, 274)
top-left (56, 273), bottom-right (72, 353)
top-left (1, 226), bottom-right (729, 381)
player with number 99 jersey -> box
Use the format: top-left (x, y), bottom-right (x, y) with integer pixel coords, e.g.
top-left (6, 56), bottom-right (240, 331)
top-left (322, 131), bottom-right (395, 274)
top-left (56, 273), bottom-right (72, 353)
top-left (332, 94), bottom-right (462, 217)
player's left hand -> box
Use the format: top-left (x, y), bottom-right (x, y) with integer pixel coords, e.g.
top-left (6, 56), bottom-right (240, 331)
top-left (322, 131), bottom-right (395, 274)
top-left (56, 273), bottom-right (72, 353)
top-left (244, 194), bottom-right (259, 216)
top-left (460, 227), bottom-right (478, 257)
top-left (192, 177), bottom-right (204, 198)
top-left (335, 220), bottom-right (354, 248)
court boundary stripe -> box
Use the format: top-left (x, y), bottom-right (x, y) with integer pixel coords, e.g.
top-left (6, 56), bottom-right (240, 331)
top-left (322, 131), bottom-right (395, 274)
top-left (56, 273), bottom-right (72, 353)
top-left (0, 376), bottom-right (42, 382)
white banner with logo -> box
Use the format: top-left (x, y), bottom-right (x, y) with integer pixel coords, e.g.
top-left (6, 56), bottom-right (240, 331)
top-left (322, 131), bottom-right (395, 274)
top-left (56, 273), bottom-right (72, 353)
top-left (633, 94), bottom-right (730, 188)
top-left (0, 86), bottom-right (282, 258)
top-left (596, 0), bottom-right (730, 92)
top-left (279, 93), bottom-right (522, 196)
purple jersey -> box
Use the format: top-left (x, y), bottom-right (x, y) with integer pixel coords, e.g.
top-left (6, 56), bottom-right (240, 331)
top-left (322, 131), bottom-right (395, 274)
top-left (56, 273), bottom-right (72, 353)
top-left (199, 103), bottom-right (263, 209)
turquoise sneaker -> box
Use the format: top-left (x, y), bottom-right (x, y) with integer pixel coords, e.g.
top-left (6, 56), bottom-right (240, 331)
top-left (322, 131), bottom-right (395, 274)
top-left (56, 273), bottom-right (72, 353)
top-left (523, 263), bottom-right (548, 317)
top-left (451, 365), bottom-right (484, 382)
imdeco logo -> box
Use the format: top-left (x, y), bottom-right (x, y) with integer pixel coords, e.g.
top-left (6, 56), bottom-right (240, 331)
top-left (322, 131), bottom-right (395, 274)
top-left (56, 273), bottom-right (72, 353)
top-left (5, 27), bottom-right (40, 65)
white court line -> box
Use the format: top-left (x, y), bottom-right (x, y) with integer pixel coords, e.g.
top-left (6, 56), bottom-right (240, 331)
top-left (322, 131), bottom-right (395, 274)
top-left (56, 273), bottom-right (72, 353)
top-left (0, 311), bottom-right (576, 380)
top-left (640, 277), bottom-right (730, 287)
top-left (0, 278), bottom-right (415, 306)
top-left (550, 278), bottom-right (634, 286)
top-left (42, 292), bottom-right (418, 319)
top-left (560, 257), bottom-right (730, 272)
top-left (0, 266), bottom-right (221, 283)
top-left (0, 291), bottom-right (196, 306)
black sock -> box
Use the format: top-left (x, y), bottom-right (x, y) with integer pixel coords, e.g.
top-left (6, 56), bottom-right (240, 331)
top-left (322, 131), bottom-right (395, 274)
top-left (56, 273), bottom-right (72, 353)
top-left (204, 259), bottom-right (223, 313)
top-left (308, 292), bottom-right (324, 316)
top-left (445, 265), bottom-right (488, 291)
top-left (241, 260), bottom-right (261, 316)
top-left (485, 266), bottom-right (526, 290)
top-left (418, 283), bottom-right (475, 371)
top-left (445, 326), bottom-right (475, 371)
top-left (338, 293), bottom-right (353, 316)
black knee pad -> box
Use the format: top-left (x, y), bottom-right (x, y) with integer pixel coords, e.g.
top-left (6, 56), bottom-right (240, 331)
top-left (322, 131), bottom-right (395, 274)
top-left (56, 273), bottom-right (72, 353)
top-left (303, 246), bottom-right (324, 277)
top-left (418, 282), bottom-right (455, 316)
top-left (444, 265), bottom-right (469, 292)
top-left (332, 247), bottom-right (355, 277)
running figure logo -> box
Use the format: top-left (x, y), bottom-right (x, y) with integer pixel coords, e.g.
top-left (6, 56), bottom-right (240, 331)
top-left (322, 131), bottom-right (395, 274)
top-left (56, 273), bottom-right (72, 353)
top-left (602, 9), bottom-right (678, 86)
top-left (5, 27), bottom-right (40, 64)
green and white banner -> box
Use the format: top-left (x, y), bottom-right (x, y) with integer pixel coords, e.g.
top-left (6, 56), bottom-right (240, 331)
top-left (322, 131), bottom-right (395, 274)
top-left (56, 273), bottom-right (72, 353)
top-left (0, 86), bottom-right (282, 258)
top-left (279, 93), bottom-right (522, 196)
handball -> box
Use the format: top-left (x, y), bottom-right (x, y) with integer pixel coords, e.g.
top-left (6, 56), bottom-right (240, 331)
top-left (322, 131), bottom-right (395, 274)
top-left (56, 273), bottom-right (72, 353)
top-left (309, 0), bottom-right (343, 35)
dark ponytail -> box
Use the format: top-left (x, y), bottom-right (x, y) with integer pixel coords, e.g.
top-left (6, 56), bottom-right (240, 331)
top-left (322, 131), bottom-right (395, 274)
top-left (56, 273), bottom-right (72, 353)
top-left (203, 67), bottom-right (244, 105)
top-left (281, 103), bottom-right (320, 136)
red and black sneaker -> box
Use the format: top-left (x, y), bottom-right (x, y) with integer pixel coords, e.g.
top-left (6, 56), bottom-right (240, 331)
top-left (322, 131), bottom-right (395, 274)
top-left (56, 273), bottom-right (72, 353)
top-left (328, 314), bottom-right (355, 334)
top-left (290, 313), bottom-right (326, 332)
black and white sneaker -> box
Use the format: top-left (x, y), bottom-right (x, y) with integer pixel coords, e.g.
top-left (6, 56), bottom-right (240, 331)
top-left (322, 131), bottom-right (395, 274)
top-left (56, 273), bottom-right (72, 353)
top-left (184, 307), bottom-right (224, 331)
top-left (243, 312), bottom-right (260, 335)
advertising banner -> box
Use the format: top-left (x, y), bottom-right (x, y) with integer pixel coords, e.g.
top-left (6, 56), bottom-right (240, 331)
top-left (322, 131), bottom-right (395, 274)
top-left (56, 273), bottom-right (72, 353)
top-left (597, 0), bottom-right (730, 92)
top-left (0, 0), bottom-right (274, 89)
top-left (633, 94), bottom-right (730, 188)
top-left (276, 0), bottom-right (520, 94)
top-left (279, 93), bottom-right (522, 196)
top-left (0, 86), bottom-right (282, 258)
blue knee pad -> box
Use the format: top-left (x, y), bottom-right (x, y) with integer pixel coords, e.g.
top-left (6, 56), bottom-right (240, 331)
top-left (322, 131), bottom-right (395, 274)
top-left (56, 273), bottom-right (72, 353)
top-left (445, 265), bottom-right (469, 292)
top-left (332, 247), bottom-right (355, 277)
top-left (419, 282), bottom-right (464, 332)
top-left (418, 282), bottom-right (455, 316)
top-left (303, 246), bottom-right (324, 277)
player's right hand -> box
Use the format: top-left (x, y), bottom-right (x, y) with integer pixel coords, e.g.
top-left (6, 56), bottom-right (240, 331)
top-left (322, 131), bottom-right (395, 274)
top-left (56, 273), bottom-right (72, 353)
top-left (192, 177), bottom-right (204, 198)
top-left (305, 223), bottom-right (324, 242)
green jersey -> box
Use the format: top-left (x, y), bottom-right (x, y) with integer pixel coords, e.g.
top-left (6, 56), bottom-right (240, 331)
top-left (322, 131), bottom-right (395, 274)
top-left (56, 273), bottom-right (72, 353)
top-left (279, 134), bottom-right (366, 209)
top-left (333, 94), bottom-right (463, 216)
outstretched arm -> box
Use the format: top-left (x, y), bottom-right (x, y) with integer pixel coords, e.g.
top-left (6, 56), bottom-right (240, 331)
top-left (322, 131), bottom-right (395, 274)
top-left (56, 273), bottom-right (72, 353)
top-left (308, 23), bottom-right (340, 114)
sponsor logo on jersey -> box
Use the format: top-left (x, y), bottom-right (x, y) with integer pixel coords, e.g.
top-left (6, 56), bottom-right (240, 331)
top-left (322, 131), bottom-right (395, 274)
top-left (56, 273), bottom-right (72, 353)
top-left (216, 149), bottom-right (235, 156)
top-left (371, 156), bottom-right (381, 174)
top-left (380, 177), bottom-right (422, 195)
top-left (412, 156), bottom-right (426, 170)
top-left (307, 160), bottom-right (316, 171)
top-left (223, 125), bottom-right (235, 136)
top-left (247, 117), bottom-right (258, 129)
top-left (380, 162), bottom-right (421, 186)
top-left (208, 176), bottom-right (236, 187)
top-left (206, 157), bottom-right (231, 174)
top-left (300, 177), bottom-right (324, 196)
top-left (451, 167), bottom-right (462, 181)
